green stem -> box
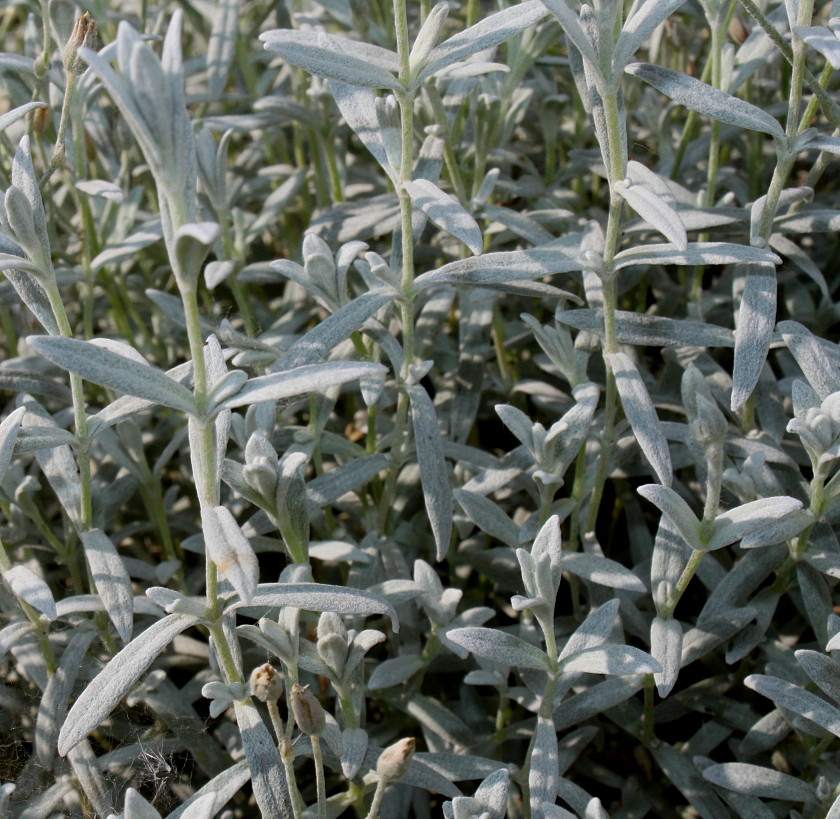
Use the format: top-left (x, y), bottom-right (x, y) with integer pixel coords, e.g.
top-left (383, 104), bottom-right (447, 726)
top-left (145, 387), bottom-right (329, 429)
top-left (661, 549), bottom-right (705, 620)
top-left (311, 734), bottom-right (327, 819)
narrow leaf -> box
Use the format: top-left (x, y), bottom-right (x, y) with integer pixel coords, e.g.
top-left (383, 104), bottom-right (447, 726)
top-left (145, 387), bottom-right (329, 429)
top-left (731, 264), bottom-right (776, 410)
top-left (202, 507), bottom-right (259, 604)
top-left (702, 762), bottom-right (816, 802)
top-left (530, 716), bottom-right (559, 819)
top-left (80, 529), bottom-right (134, 642)
top-left (607, 352), bottom-right (672, 486)
top-left (625, 63), bottom-right (786, 140)
top-left (707, 497), bottom-right (803, 551)
top-left (407, 383), bottom-right (453, 560)
top-left (221, 361), bottom-right (387, 409)
top-left (613, 0), bottom-right (689, 71)
top-left (650, 616), bottom-right (682, 697)
top-left (3, 565), bottom-right (56, 621)
top-left (615, 178), bottom-right (687, 250)
top-left (207, 0), bottom-right (240, 101)
top-left (57, 613), bottom-right (203, 756)
top-left (418, 0), bottom-right (548, 83)
top-left (260, 30), bottom-right (402, 89)
top-left (561, 644), bottom-right (661, 676)
top-left (234, 583), bottom-right (399, 633)
top-left (614, 242), bottom-right (781, 269)
top-left (745, 673), bottom-right (840, 738)
top-left (26, 335), bottom-right (196, 414)
top-left (404, 179), bottom-right (483, 255)
top-left (446, 627), bottom-right (552, 670)
top-left (638, 484), bottom-right (703, 550)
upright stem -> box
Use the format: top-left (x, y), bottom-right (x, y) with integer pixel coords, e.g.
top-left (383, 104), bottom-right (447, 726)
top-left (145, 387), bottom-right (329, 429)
top-left (311, 734), bottom-right (327, 819)
top-left (376, 0), bottom-right (416, 533)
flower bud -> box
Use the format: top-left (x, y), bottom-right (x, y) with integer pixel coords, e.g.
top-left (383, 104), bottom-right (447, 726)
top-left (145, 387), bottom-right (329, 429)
top-left (376, 737), bottom-right (415, 781)
top-left (249, 663), bottom-right (284, 703)
top-left (64, 12), bottom-right (100, 75)
top-left (290, 683), bottom-right (326, 735)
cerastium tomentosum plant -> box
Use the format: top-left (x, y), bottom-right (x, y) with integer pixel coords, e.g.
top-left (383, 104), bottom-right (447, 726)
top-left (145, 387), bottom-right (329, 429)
top-left (5, 0), bottom-right (840, 816)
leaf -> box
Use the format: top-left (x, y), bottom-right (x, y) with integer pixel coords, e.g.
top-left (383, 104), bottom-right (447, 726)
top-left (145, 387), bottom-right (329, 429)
top-left (561, 644), bottom-right (661, 676)
top-left (702, 762), bottom-right (816, 802)
top-left (57, 613), bottom-right (203, 756)
top-left (260, 29), bottom-right (402, 90)
top-left (795, 649), bottom-right (840, 706)
top-left (277, 292), bottom-right (395, 369)
top-left (26, 335), bottom-right (196, 414)
top-left (557, 553), bottom-right (647, 593)
top-left (745, 673), bottom-right (840, 738)
top-left (555, 308), bottom-right (733, 347)
top-left (530, 716), bottom-right (559, 819)
top-left (35, 629), bottom-right (97, 770)
top-left (417, 0), bottom-right (548, 83)
top-left (613, 242), bottom-right (781, 269)
top-left (234, 583), bottom-right (400, 633)
top-left (207, 0), bottom-right (240, 101)
top-left (0, 406), bottom-right (26, 484)
top-left (414, 247), bottom-right (583, 291)
top-left (795, 25), bottom-right (840, 68)
top-left (404, 179), bottom-right (483, 255)
top-left (408, 383), bottom-right (453, 561)
top-left (367, 654), bottom-right (425, 689)
top-left (454, 488), bottom-right (520, 548)
top-left (731, 264), bottom-right (776, 410)
top-left (778, 320), bottom-right (840, 399)
top-left (540, 0), bottom-right (601, 69)
top-left (607, 353), bottom-right (672, 486)
top-left (220, 361), bottom-right (387, 409)
top-left (706, 497), bottom-right (803, 551)
top-left (615, 177), bottom-right (687, 250)
top-left (329, 83), bottom-right (397, 185)
top-left (446, 627), bottom-right (552, 670)
top-left (201, 507), bottom-right (259, 605)
top-left (559, 599), bottom-right (620, 663)
top-left (233, 700), bottom-right (293, 819)
top-left (625, 63), bottom-right (786, 140)
top-left (75, 179), bottom-right (124, 202)
top-left (2, 565), bottom-right (56, 621)
top-left (650, 616), bottom-right (682, 697)
top-left (80, 529), bottom-right (134, 643)
top-left (0, 101), bottom-right (47, 133)
top-left (638, 485), bottom-right (703, 550)
top-left (613, 0), bottom-right (689, 72)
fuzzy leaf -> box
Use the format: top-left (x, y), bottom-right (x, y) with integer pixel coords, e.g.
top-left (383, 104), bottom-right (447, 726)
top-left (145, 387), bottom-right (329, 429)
top-left (446, 627), bottom-right (552, 670)
top-left (615, 177), bottom-right (687, 250)
top-left (707, 497), bottom-right (803, 551)
top-left (561, 644), bottom-right (661, 676)
top-left (57, 613), bottom-right (203, 756)
top-left (408, 383), bottom-right (453, 561)
top-left (650, 616), bottom-right (682, 697)
top-left (27, 336), bottom-right (196, 414)
top-left (731, 264), bottom-right (776, 410)
top-left (234, 583), bottom-right (399, 633)
top-left (625, 63), bottom-right (786, 140)
top-left (261, 30), bottom-right (402, 89)
top-left (80, 529), bottom-right (134, 643)
top-left (607, 352), bottom-right (672, 486)
top-left (3, 565), bottom-right (56, 621)
top-left (404, 179), bottom-right (483, 255)
top-left (530, 716), bottom-right (559, 818)
top-left (202, 507), bottom-right (259, 605)
top-left (613, 0), bottom-right (689, 72)
top-left (638, 484), bottom-right (703, 550)
top-left (614, 242), bottom-right (781, 269)
top-left (745, 673), bottom-right (840, 738)
top-left (207, 0), bottom-right (240, 101)
top-left (702, 762), bottom-right (816, 802)
top-left (418, 0), bottom-right (548, 83)
top-left (221, 361), bottom-right (386, 409)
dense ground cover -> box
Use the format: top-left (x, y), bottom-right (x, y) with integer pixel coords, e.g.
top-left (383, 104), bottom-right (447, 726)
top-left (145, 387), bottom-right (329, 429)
top-left (3, 0), bottom-right (840, 816)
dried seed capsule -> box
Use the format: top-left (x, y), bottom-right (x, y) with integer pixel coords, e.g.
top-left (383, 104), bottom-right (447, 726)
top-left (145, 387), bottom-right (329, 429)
top-left (376, 737), bottom-right (415, 781)
top-left (249, 663), bottom-right (283, 703)
top-left (64, 12), bottom-right (100, 75)
top-left (290, 683), bottom-right (326, 735)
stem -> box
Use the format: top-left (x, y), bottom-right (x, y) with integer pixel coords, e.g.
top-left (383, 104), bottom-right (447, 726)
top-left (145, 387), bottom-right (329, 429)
top-left (365, 778), bottom-right (388, 819)
top-left (661, 549), bottom-right (704, 620)
top-left (311, 734), bottom-right (327, 819)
